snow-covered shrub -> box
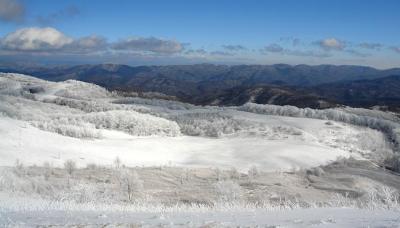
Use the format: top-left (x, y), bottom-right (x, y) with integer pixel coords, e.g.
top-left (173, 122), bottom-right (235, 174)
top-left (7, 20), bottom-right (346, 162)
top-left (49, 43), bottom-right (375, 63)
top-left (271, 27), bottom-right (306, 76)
top-left (355, 130), bottom-right (391, 154)
top-left (0, 168), bottom-right (56, 196)
top-left (0, 77), bottom-right (23, 96)
top-left (214, 180), bottom-right (242, 202)
top-left (384, 154), bottom-right (400, 172)
top-left (355, 185), bottom-right (400, 209)
top-left (229, 167), bottom-right (241, 180)
top-left (31, 119), bottom-right (102, 139)
top-left (63, 182), bottom-right (101, 203)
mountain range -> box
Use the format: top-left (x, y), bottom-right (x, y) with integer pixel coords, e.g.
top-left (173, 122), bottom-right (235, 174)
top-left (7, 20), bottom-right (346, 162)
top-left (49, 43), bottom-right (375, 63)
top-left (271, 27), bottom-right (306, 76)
top-left (1, 63), bottom-right (400, 111)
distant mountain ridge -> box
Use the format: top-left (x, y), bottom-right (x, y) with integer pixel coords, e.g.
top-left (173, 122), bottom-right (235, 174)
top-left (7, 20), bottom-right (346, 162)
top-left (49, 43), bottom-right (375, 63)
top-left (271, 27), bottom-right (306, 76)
top-left (1, 63), bottom-right (400, 110)
top-left (311, 75), bottom-right (400, 108)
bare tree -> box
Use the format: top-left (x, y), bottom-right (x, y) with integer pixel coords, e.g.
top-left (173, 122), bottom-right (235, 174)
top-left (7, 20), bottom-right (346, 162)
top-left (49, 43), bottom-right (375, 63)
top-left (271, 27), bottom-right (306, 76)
top-left (114, 156), bottom-right (122, 169)
top-left (13, 159), bottom-right (25, 177)
top-left (119, 169), bottom-right (143, 202)
top-left (248, 165), bottom-right (259, 180)
top-left (229, 167), bottom-right (240, 180)
top-left (215, 168), bottom-right (222, 181)
top-left (64, 160), bottom-right (76, 175)
top-left (43, 161), bottom-right (53, 180)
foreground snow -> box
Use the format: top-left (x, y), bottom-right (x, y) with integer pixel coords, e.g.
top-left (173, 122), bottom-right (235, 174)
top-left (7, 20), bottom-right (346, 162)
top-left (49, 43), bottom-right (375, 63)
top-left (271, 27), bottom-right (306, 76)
top-left (4, 209), bottom-right (400, 227)
top-left (1, 202), bottom-right (399, 227)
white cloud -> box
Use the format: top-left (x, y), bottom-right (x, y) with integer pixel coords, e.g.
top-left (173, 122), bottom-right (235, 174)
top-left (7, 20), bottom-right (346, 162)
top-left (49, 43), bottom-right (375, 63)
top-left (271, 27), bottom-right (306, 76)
top-left (1, 27), bottom-right (73, 52)
top-left (318, 38), bottom-right (345, 51)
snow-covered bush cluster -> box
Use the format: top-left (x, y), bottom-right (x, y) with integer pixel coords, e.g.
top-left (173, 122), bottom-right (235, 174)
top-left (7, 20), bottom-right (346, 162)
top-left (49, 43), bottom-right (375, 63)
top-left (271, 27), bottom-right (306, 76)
top-left (1, 102), bottom-right (180, 138)
top-left (53, 80), bottom-right (112, 100)
top-left (113, 96), bottom-right (194, 110)
top-left (343, 107), bottom-right (400, 122)
top-left (169, 112), bottom-right (249, 137)
top-left (31, 120), bottom-right (101, 139)
top-left (48, 97), bottom-right (117, 113)
top-left (81, 110), bottom-right (181, 137)
top-left (0, 76), bottom-right (24, 96)
top-left (0, 74), bottom-right (181, 138)
top-left (239, 103), bottom-right (400, 152)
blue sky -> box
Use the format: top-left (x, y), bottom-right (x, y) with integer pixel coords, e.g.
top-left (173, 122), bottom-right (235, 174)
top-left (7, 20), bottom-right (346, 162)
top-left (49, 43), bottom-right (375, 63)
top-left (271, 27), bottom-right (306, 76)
top-left (0, 0), bottom-right (399, 68)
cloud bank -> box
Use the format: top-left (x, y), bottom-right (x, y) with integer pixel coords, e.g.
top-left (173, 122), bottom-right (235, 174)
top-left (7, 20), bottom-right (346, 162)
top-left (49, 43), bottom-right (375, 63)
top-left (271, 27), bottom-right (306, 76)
top-left (0, 26), bottom-right (398, 68)
top-left (0, 27), bottom-right (184, 56)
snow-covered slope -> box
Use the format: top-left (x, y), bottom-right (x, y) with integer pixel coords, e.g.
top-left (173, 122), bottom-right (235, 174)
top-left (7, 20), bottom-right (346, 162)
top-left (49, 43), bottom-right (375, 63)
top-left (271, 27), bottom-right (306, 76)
top-left (0, 73), bottom-right (396, 171)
